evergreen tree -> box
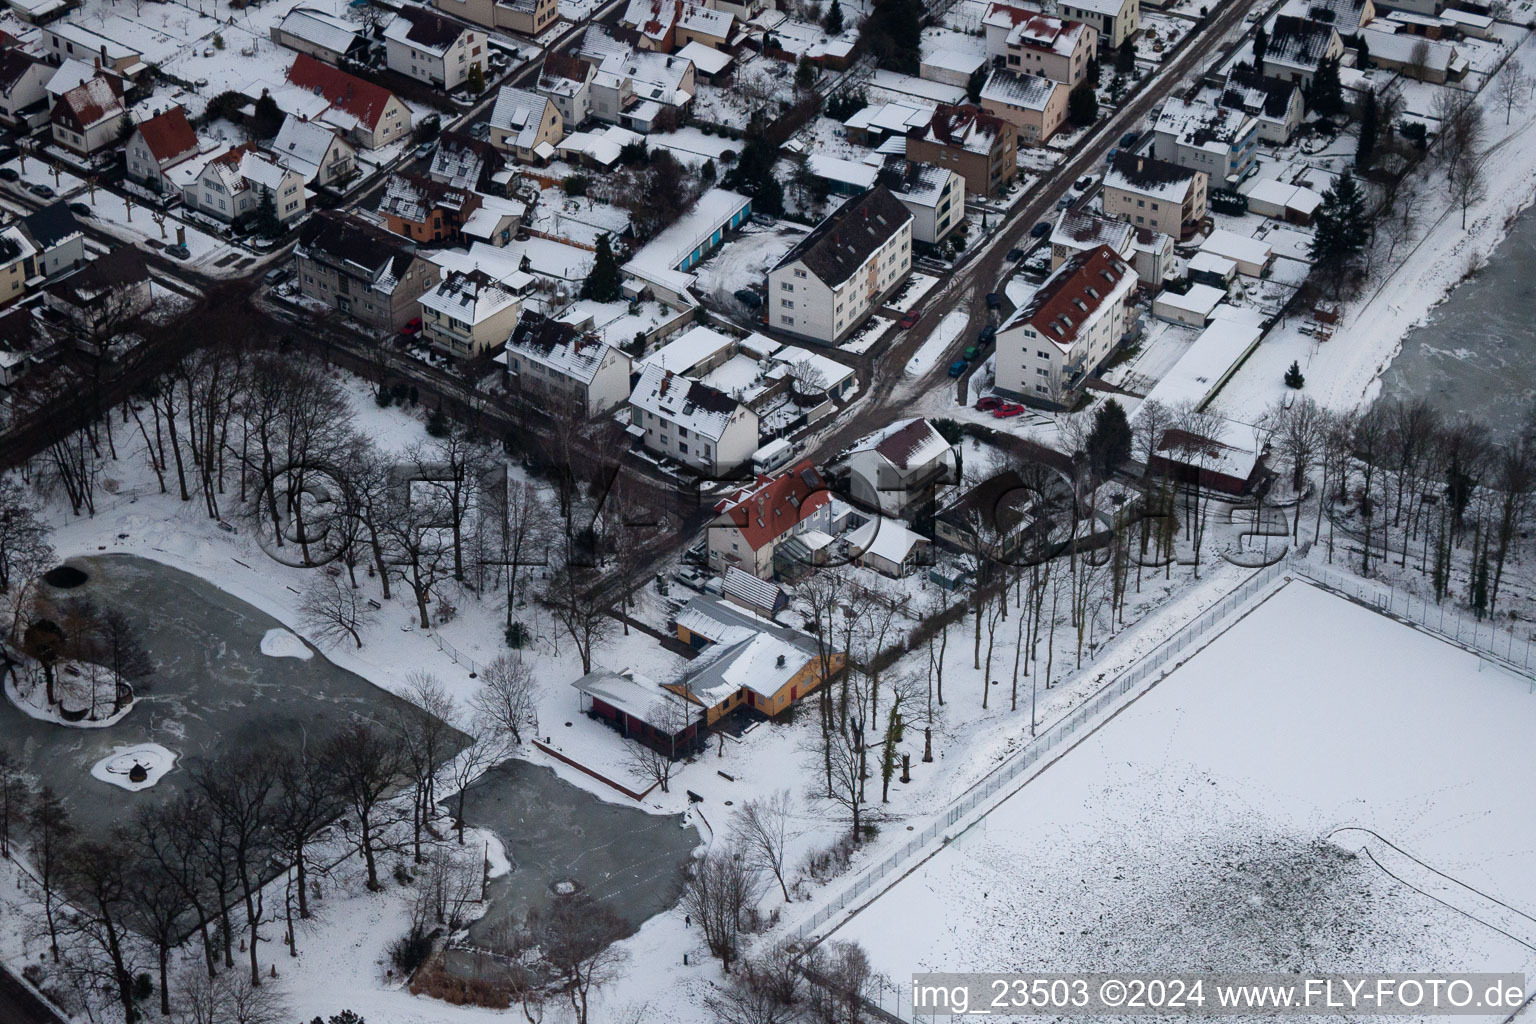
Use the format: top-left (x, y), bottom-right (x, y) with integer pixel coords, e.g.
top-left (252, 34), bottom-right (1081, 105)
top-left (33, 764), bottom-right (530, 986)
top-left (863, 0), bottom-right (923, 73)
top-left (465, 64), bottom-right (485, 95)
top-left (1309, 169), bottom-right (1369, 298)
top-left (1284, 360), bottom-right (1305, 389)
top-left (581, 234), bottom-right (623, 302)
top-left (1472, 533), bottom-right (1490, 619)
top-left (251, 190), bottom-right (281, 238)
top-left (1068, 81), bottom-right (1099, 127)
top-left (1085, 399), bottom-right (1133, 480)
top-left (1115, 42), bottom-right (1136, 74)
top-left (966, 63), bottom-right (987, 104)
top-left (1085, 55), bottom-right (1100, 86)
top-left (1109, 72), bottom-right (1126, 105)
top-left (426, 406), bottom-right (449, 437)
top-left (1354, 32), bottom-right (1370, 68)
top-left (1252, 26), bottom-right (1267, 76)
top-left (795, 54), bottom-right (817, 91)
top-left (1356, 87), bottom-right (1378, 169)
top-left (823, 0), bottom-right (844, 34)
top-left (1307, 57), bottom-right (1344, 117)
top-left (723, 136), bottom-right (785, 216)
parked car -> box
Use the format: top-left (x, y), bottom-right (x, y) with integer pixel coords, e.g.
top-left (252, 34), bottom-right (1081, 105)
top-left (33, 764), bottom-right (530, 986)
top-left (993, 402), bottom-right (1025, 419)
top-left (898, 309), bottom-right (922, 329)
top-left (1056, 194), bottom-right (1073, 211)
top-left (0, 168), bottom-right (19, 183)
top-left (264, 266), bottom-right (289, 286)
top-left (948, 359), bottom-right (968, 377)
top-left (1007, 247), bottom-right (1025, 261)
top-left (414, 141), bottom-right (437, 161)
top-left (962, 345), bottom-right (981, 361)
top-left (975, 396), bottom-right (1001, 411)
top-left (402, 316), bottom-right (423, 336)
top-left (977, 324), bottom-right (997, 346)
top-left (1103, 148), bottom-right (1118, 164)
top-left (985, 292), bottom-right (1001, 310)
top-left (1030, 221), bottom-right (1051, 238)
top-left (164, 243), bottom-right (190, 260)
top-left (26, 182), bottom-right (54, 198)
top-left (733, 288), bottom-right (763, 308)
top-left (68, 202), bottom-right (91, 218)
top-left (1120, 131), bottom-right (1140, 148)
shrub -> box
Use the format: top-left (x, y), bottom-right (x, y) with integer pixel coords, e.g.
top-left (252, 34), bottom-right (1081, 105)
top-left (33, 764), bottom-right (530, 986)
top-left (408, 957), bottom-right (513, 1009)
top-left (505, 621), bottom-right (527, 648)
top-left (562, 173), bottom-right (589, 197)
top-left (389, 925), bottom-right (433, 976)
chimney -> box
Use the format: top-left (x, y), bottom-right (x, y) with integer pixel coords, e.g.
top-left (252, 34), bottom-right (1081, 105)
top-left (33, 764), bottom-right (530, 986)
top-left (776, 654), bottom-right (786, 667)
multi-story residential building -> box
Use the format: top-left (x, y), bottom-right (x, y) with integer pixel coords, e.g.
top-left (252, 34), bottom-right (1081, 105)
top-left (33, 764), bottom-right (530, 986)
top-left (284, 55), bottom-right (412, 149)
top-left (883, 161), bottom-right (964, 245)
top-left (270, 115), bottom-right (357, 189)
top-left (179, 143), bottom-right (307, 225)
top-left (0, 49), bottom-right (51, 129)
top-left (125, 105), bottom-right (200, 192)
top-left (583, 39), bottom-right (697, 130)
top-left (996, 244), bottom-right (1137, 404)
top-left (378, 174), bottom-right (482, 243)
top-left (39, 23), bottom-right (143, 75)
top-left (427, 131), bottom-right (500, 191)
top-left (983, 4), bottom-right (1097, 86)
top-left (980, 67), bottom-right (1069, 144)
top-left (270, 7), bottom-right (366, 65)
top-left (845, 417), bottom-right (958, 515)
top-left (1102, 151), bottom-right (1207, 238)
top-left (537, 52), bottom-right (596, 125)
top-left (1051, 208), bottom-right (1170, 287)
top-left (1150, 97), bottom-right (1258, 186)
top-left (1278, 0), bottom-right (1373, 28)
top-left (1055, 0), bottom-right (1138, 49)
top-left (44, 247), bottom-right (152, 338)
top-left (1260, 15), bottom-right (1343, 89)
top-left (766, 186), bottom-right (913, 345)
top-left (433, 0), bottom-right (558, 38)
top-left (706, 460), bottom-right (833, 577)
top-left (501, 310), bottom-right (633, 415)
top-left (418, 269), bottom-right (523, 358)
top-left (905, 104), bottom-right (1018, 198)
top-left (619, 0), bottom-right (734, 51)
top-left (20, 203), bottom-right (85, 281)
top-left (488, 85), bottom-right (563, 162)
top-left (1218, 68), bottom-right (1303, 144)
top-left (629, 362), bottom-right (761, 476)
top-left (0, 226), bottom-right (35, 309)
top-left (295, 211), bottom-right (437, 332)
top-left (383, 8), bottom-right (486, 90)
top-left (49, 75), bottom-right (124, 157)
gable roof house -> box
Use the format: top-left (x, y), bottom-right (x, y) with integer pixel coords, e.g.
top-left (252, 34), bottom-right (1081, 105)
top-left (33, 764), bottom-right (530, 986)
top-left (979, 67), bottom-right (1069, 143)
top-left (500, 309), bottom-right (634, 415)
top-left (618, 0), bottom-right (734, 51)
top-left (488, 85), bottom-right (563, 163)
top-left (1278, 0), bottom-right (1373, 29)
top-left (1260, 15), bottom-right (1343, 89)
top-left (383, 8), bottom-right (486, 90)
top-left (1151, 96), bottom-right (1258, 186)
top-left (0, 49), bottom-right (51, 129)
top-left (1102, 150), bottom-right (1208, 239)
top-left (378, 173), bottom-right (482, 242)
top-left (270, 114), bottom-right (357, 189)
top-left (125, 104), bottom-right (200, 191)
top-left (845, 417), bottom-right (959, 515)
top-left (44, 247), bottom-right (152, 339)
top-left (428, 130), bottom-right (501, 191)
top-left (766, 186), bottom-right (914, 344)
top-left (40, 23), bottom-right (144, 77)
top-left (707, 459), bottom-right (833, 577)
top-left (1219, 68), bottom-right (1304, 144)
top-left (586, 43), bottom-right (697, 131)
top-left (1055, 0), bottom-right (1138, 48)
top-left (0, 226), bottom-right (36, 311)
top-left (271, 8), bottom-right (366, 65)
top-left (49, 75), bottom-right (124, 157)
top-left (295, 211), bottom-right (436, 332)
top-left (180, 143), bottom-right (307, 225)
top-left (905, 103), bottom-right (1018, 198)
top-left (19, 202), bottom-right (85, 281)
top-left (883, 160), bottom-right (965, 245)
top-left (0, 306), bottom-right (64, 391)
top-left (433, 0), bottom-right (558, 38)
top-left (629, 361), bottom-right (761, 476)
top-left (538, 52), bottom-right (597, 125)
top-left (983, 4), bottom-right (1098, 87)
top-left (418, 268), bottom-right (523, 358)
top-left (996, 244), bottom-right (1138, 406)
top-left (284, 54), bottom-right (412, 149)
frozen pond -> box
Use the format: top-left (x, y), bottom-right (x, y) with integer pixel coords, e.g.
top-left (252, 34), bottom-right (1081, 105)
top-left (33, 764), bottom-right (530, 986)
top-left (458, 760), bottom-right (698, 947)
top-left (1380, 201), bottom-right (1536, 437)
top-left (0, 554), bottom-right (443, 841)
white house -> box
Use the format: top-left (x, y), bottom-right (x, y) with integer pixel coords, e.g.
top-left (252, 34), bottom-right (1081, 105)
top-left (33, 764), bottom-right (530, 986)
top-left (270, 115), bottom-right (357, 189)
top-left (996, 244), bottom-right (1138, 404)
top-left (1055, 0), bottom-right (1137, 48)
top-left (178, 143), bottom-right (307, 225)
top-left (1152, 282), bottom-right (1227, 326)
top-left (846, 515), bottom-right (931, 578)
top-left (1102, 151), bottom-right (1208, 238)
top-left (1260, 15), bottom-right (1344, 89)
top-left (1151, 97), bottom-right (1259, 186)
top-left (1199, 228), bottom-right (1272, 276)
top-left (845, 417), bottom-right (959, 515)
top-left (766, 186), bottom-right (913, 345)
top-left (886, 162), bottom-right (965, 245)
top-left (707, 460), bottom-right (833, 577)
top-left (537, 52), bottom-right (596, 125)
top-left (501, 309), bottom-right (633, 415)
top-left (383, 8), bottom-right (486, 90)
top-left (629, 362), bottom-right (760, 476)
top-left (125, 105), bottom-right (201, 192)
top-left (0, 49), bottom-right (51, 129)
top-left (49, 75), bottom-right (125, 157)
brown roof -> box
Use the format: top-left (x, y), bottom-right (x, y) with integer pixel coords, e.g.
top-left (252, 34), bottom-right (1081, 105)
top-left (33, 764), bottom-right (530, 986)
top-left (285, 53), bottom-right (397, 131)
top-left (922, 103), bottom-right (1009, 148)
top-left (52, 75), bottom-right (123, 131)
top-left (540, 51), bottom-right (591, 84)
top-left (713, 460), bottom-right (830, 552)
top-left (134, 105), bottom-right (198, 165)
top-left (1020, 245), bottom-right (1131, 351)
top-left (772, 186), bottom-right (912, 288)
top-left (873, 418), bottom-right (946, 470)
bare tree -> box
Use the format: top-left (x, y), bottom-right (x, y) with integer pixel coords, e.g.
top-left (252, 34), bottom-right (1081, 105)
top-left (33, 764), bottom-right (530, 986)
top-left (682, 844), bottom-right (765, 974)
top-left (27, 785), bottom-right (72, 961)
top-left (187, 751), bottom-right (279, 987)
top-left (273, 746), bottom-right (343, 943)
top-left (381, 482), bottom-right (456, 630)
top-left (409, 428), bottom-right (496, 583)
top-left (1495, 61), bottom-right (1529, 124)
top-left (322, 723), bottom-right (405, 891)
top-left (442, 720), bottom-right (502, 845)
top-left (471, 653), bottom-right (539, 746)
top-left (1278, 397), bottom-right (1324, 539)
top-left (172, 964), bottom-right (289, 1024)
top-left (61, 836), bottom-right (140, 1023)
top-left (395, 672), bottom-right (458, 863)
top-left (803, 939), bottom-right (882, 1024)
top-left (530, 891), bottom-right (630, 1024)
top-left (0, 748), bottom-right (24, 860)
top-left (544, 565), bottom-right (614, 674)
top-left (1407, 38), bottom-right (1432, 81)
top-left (298, 571), bottom-right (373, 648)
top-left (1433, 89), bottom-right (1484, 175)
top-left (123, 855), bottom-right (189, 1018)
top-left (732, 790), bottom-right (795, 902)
top-left (704, 940), bottom-right (808, 1024)
top-left (1449, 151), bottom-right (1487, 229)
top-left (621, 699), bottom-right (694, 793)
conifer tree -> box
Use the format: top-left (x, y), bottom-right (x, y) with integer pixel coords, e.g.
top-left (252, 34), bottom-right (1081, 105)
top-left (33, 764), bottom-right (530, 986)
top-left (581, 234), bottom-right (623, 302)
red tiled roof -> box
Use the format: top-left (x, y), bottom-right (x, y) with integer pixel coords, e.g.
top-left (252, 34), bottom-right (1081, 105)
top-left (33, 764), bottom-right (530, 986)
top-left (874, 418), bottom-right (945, 470)
top-left (285, 53), bottom-right (396, 131)
top-left (1022, 244), bottom-right (1131, 350)
top-left (134, 105), bottom-right (198, 165)
top-left (713, 459), bottom-right (830, 552)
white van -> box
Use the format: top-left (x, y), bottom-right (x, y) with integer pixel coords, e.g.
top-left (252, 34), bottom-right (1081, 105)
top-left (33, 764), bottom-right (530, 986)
top-left (751, 438), bottom-right (794, 476)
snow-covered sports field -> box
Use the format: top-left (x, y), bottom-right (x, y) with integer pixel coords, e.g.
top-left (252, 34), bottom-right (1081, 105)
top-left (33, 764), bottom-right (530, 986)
top-left (836, 581), bottom-right (1536, 1014)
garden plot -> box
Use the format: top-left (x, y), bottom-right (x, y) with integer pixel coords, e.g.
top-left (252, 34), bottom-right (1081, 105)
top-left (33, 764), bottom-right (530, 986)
top-left (836, 581), bottom-right (1536, 1008)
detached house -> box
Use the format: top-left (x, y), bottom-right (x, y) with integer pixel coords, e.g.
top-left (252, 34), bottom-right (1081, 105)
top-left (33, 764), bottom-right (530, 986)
top-left (767, 186), bottom-right (913, 345)
top-left (501, 309), bottom-right (633, 415)
top-left (488, 85), bottom-right (563, 162)
top-left (1260, 15), bottom-right (1343, 90)
top-left (629, 362), bottom-right (760, 476)
top-left (272, 8), bottom-right (365, 65)
top-left (618, 0), bottom-right (734, 51)
top-left (383, 8), bottom-right (486, 90)
top-left (285, 54), bottom-right (412, 149)
top-left (537, 52), bottom-right (597, 125)
top-left (1055, 0), bottom-right (1138, 49)
top-left (1151, 97), bottom-right (1258, 186)
top-left (44, 248), bottom-right (152, 337)
top-left (378, 174), bottom-right (481, 242)
top-left (1219, 69), bottom-right (1303, 144)
top-left (845, 418), bottom-right (958, 515)
top-left (180, 143), bottom-right (307, 226)
top-left (983, 4), bottom-right (1098, 87)
top-left (125, 105), bottom-right (200, 192)
top-left (434, 0), bottom-right (558, 38)
top-left (996, 244), bottom-right (1137, 404)
top-left (979, 67), bottom-right (1068, 144)
top-left (270, 115), bottom-right (357, 189)
top-left (50, 75), bottom-right (124, 157)
top-left (905, 104), bottom-right (1018, 198)
top-left (1102, 150), bottom-right (1207, 238)
top-left (0, 49), bottom-right (51, 129)
top-left (707, 459), bottom-right (832, 578)
top-left (20, 203), bottom-right (85, 281)
top-left (419, 269), bottom-right (523, 358)
top-left (295, 211), bottom-right (437, 333)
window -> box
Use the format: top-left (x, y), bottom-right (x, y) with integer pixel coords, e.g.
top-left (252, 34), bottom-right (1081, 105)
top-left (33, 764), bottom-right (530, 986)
top-left (781, 299), bottom-right (794, 308)
top-left (780, 281), bottom-right (792, 291)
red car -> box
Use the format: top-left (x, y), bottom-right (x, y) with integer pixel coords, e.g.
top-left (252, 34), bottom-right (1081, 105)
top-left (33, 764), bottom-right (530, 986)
top-left (897, 309), bottom-right (922, 329)
top-left (402, 316), bottom-right (423, 336)
top-left (993, 402), bottom-right (1025, 419)
top-left (975, 396), bottom-right (1001, 412)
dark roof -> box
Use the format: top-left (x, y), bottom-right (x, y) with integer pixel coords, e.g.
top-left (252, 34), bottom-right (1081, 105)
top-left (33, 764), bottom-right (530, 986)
top-left (0, 305), bottom-right (54, 357)
top-left (922, 103), bottom-right (1009, 147)
top-left (0, 233), bottom-right (21, 263)
top-left (773, 185), bottom-right (912, 288)
top-left (48, 248), bottom-right (148, 305)
top-left (298, 210), bottom-right (417, 281)
top-left (0, 47), bottom-right (40, 93)
top-left (21, 203), bottom-right (81, 249)
top-left (1267, 15), bottom-right (1336, 68)
top-left (1221, 67), bottom-right (1299, 118)
top-left (393, 7), bottom-right (471, 48)
top-left (540, 51), bottom-right (592, 84)
top-left (1107, 150), bottom-right (1199, 188)
top-left (937, 468), bottom-right (1041, 536)
top-left (508, 309), bottom-right (583, 353)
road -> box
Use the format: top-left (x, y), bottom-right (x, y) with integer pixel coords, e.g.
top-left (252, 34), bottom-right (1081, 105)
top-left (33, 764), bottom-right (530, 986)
top-left (0, 966), bottom-right (66, 1024)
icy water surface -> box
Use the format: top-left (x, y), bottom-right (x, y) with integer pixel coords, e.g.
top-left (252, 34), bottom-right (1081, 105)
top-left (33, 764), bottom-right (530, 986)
top-left (1380, 202), bottom-right (1536, 436)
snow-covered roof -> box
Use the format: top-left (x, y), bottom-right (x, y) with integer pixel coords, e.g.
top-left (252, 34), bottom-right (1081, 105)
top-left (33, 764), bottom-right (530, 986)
top-left (676, 39), bottom-right (730, 74)
top-left (1200, 228), bottom-right (1273, 268)
top-left (1154, 283), bottom-right (1226, 318)
top-left (1242, 177), bottom-right (1323, 216)
top-left (721, 566), bottom-right (784, 613)
top-left (1052, 209), bottom-right (1134, 255)
top-left (676, 631), bottom-right (809, 704)
top-left (505, 309), bottom-right (618, 384)
top-left (916, 103), bottom-right (1011, 156)
top-left (45, 59), bottom-right (95, 99)
top-left (1188, 250), bottom-right (1236, 277)
top-left (490, 86), bottom-right (553, 151)
top-left (1004, 245), bottom-right (1136, 353)
top-left (285, 55), bottom-right (399, 133)
top-left (922, 49), bottom-right (986, 75)
top-left (768, 345), bottom-right (854, 392)
top-left (1360, 26), bottom-right (1455, 71)
top-left (53, 75), bottom-right (123, 130)
top-left (627, 187), bottom-right (749, 273)
top-left (593, 47), bottom-right (694, 106)
top-left (382, 8), bottom-right (473, 55)
top-left (1057, 0), bottom-right (1129, 16)
top-left (571, 667), bottom-right (692, 732)
top-left (629, 361), bottom-right (746, 442)
top-left (980, 67), bottom-right (1062, 111)
top-left (461, 196), bottom-right (526, 240)
top-left (847, 515), bottom-right (927, 567)
top-left (276, 7), bottom-right (361, 57)
top-left (806, 153), bottom-right (879, 190)
top-left (1104, 151), bottom-right (1201, 202)
top-left (844, 100), bottom-right (936, 136)
top-left (45, 21), bottom-right (140, 65)
top-left (557, 124), bottom-right (642, 167)
top-left (1139, 316), bottom-right (1259, 410)
top-left (270, 116), bottom-right (342, 181)
top-left (639, 323), bottom-right (736, 373)
top-left (1155, 97), bottom-right (1255, 153)
top-left (1000, 11), bottom-right (1090, 58)
top-left (419, 269), bottom-right (520, 325)
top-left (852, 417), bottom-right (953, 470)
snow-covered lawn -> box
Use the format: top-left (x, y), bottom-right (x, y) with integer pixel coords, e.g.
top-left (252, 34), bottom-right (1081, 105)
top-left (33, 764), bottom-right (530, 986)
top-left (837, 580), bottom-right (1536, 1007)
top-left (692, 223), bottom-right (805, 304)
top-left (905, 309), bottom-right (968, 376)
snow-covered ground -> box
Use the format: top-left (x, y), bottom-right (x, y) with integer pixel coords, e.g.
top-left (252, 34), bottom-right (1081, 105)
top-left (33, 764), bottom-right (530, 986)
top-left (90, 743), bottom-right (176, 791)
top-left (905, 309), bottom-right (968, 376)
top-left (837, 580), bottom-right (1536, 1014)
